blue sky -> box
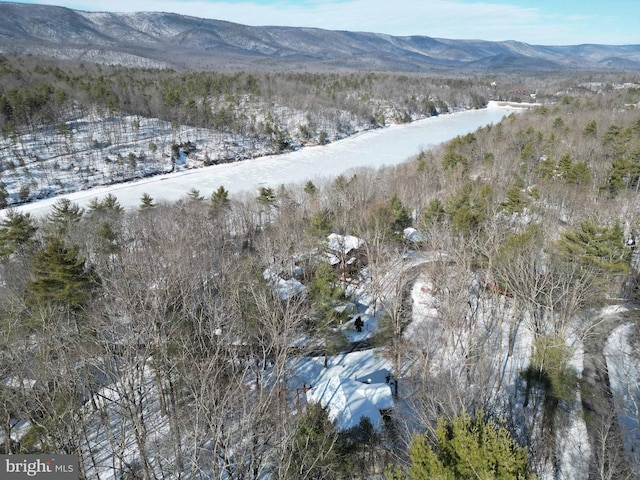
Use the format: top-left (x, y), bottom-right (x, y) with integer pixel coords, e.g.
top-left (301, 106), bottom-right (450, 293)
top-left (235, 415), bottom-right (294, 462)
top-left (6, 0), bottom-right (640, 45)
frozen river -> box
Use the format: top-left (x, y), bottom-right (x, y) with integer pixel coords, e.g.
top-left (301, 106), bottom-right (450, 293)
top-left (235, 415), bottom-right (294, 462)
top-left (16, 103), bottom-right (516, 216)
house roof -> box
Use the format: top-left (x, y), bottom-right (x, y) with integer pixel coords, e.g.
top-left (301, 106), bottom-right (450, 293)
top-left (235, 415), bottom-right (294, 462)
top-left (327, 233), bottom-right (364, 254)
top-left (275, 277), bottom-right (306, 300)
top-left (355, 367), bottom-right (393, 385)
top-left (263, 268), bottom-right (306, 300)
top-left (403, 227), bottom-right (424, 243)
top-left (307, 367), bottom-right (394, 431)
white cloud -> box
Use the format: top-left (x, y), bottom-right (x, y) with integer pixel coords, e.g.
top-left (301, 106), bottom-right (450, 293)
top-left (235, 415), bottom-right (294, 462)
top-left (16, 0), bottom-right (640, 45)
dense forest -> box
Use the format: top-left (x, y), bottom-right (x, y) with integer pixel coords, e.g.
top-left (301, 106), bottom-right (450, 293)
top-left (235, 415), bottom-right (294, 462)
top-left (0, 52), bottom-right (494, 136)
top-left (1, 53), bottom-right (640, 479)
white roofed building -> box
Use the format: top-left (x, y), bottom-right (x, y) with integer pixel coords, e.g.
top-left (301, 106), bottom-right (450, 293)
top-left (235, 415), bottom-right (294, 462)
top-left (306, 366), bottom-right (394, 431)
top-left (326, 233), bottom-right (366, 277)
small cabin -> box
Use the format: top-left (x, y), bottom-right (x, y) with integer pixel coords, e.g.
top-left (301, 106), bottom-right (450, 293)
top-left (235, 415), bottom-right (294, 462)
top-left (326, 233), bottom-right (366, 275)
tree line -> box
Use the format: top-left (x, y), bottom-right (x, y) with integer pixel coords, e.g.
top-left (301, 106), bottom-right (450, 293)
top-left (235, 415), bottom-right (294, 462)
top-left (0, 54), bottom-right (494, 137)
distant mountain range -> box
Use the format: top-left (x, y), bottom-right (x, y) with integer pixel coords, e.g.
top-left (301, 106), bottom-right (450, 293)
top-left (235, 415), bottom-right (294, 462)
top-left (1, 2), bottom-right (639, 72)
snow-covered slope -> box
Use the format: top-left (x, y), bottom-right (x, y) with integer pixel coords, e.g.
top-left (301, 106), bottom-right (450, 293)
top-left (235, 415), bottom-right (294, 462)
top-left (2, 3), bottom-right (639, 71)
top-left (6, 106), bottom-right (513, 217)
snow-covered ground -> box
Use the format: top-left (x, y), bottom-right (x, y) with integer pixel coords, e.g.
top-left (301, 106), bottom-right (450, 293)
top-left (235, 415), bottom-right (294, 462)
top-left (604, 313), bottom-right (640, 471)
top-left (405, 271), bottom-right (591, 479)
top-left (9, 104), bottom-right (515, 217)
top-left (81, 362), bottom-right (172, 480)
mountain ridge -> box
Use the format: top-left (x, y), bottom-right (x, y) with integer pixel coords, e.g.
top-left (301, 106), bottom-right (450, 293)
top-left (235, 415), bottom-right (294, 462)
top-left (1, 2), bottom-right (639, 71)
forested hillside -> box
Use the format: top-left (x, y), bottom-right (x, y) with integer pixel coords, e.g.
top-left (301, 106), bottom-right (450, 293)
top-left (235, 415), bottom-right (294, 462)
top-left (1, 52), bottom-right (640, 478)
top-left (2, 3), bottom-right (640, 71)
top-left (0, 53), bottom-right (511, 207)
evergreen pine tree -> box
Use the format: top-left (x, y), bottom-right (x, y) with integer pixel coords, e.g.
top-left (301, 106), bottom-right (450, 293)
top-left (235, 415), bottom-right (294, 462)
top-left (552, 116), bottom-right (565, 129)
top-left (257, 186), bottom-right (276, 205)
top-left (139, 192), bottom-right (156, 210)
top-left (101, 193), bottom-right (124, 213)
top-left (389, 410), bottom-right (532, 480)
top-left (557, 153), bottom-right (573, 181)
top-left (288, 402), bottom-right (340, 480)
top-left (603, 124), bottom-right (623, 147)
top-left (309, 261), bottom-right (349, 367)
top-left (423, 198), bottom-right (446, 226)
top-left (600, 157), bottom-right (630, 197)
top-left (556, 219), bottom-right (631, 273)
top-left (46, 198), bottom-right (84, 236)
top-left (442, 148), bottom-right (468, 171)
top-left (630, 151), bottom-right (640, 192)
top-left (389, 193), bottom-right (412, 233)
top-left (583, 120), bottom-right (597, 137)
top-left (536, 157), bottom-right (556, 179)
top-left (27, 236), bottom-right (98, 311)
top-left (171, 143), bottom-right (181, 160)
top-left (307, 210), bottom-right (333, 237)
top-left (86, 197), bottom-right (101, 213)
top-left (520, 141), bottom-right (536, 162)
top-left (0, 208), bottom-right (37, 258)
top-left (0, 183), bottom-right (8, 208)
top-left (187, 188), bottom-right (204, 202)
top-left (96, 221), bottom-right (120, 256)
top-left (304, 180), bottom-right (317, 195)
top-left (209, 185), bottom-right (230, 216)
top-left (567, 161), bottom-right (592, 186)
top-left (87, 194), bottom-right (124, 217)
top-left (446, 182), bottom-right (492, 234)
top-left (501, 187), bottom-right (526, 214)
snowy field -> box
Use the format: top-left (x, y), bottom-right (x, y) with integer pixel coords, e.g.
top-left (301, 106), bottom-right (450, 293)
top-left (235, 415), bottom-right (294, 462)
top-left (10, 104), bottom-right (515, 217)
